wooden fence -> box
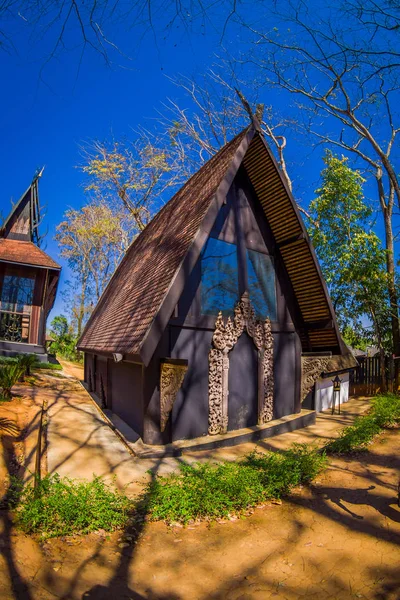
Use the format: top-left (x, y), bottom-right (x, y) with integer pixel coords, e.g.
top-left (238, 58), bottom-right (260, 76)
top-left (350, 356), bottom-right (386, 396)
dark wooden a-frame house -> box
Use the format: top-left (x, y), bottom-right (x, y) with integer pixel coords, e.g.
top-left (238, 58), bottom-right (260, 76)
top-left (0, 172), bottom-right (60, 361)
top-left (78, 122), bottom-right (355, 446)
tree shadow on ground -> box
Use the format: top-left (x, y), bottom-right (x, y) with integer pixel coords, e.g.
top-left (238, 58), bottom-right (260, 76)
top-left (0, 417), bottom-right (19, 437)
top-left (1, 376), bottom-right (399, 600)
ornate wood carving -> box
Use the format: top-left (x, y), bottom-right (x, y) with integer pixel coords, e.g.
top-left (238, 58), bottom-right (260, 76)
top-left (208, 292), bottom-right (274, 435)
top-left (301, 356), bottom-right (331, 402)
top-left (160, 362), bottom-right (188, 432)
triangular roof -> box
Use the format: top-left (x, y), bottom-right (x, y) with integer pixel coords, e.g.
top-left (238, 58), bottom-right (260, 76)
top-left (78, 124), bottom-right (345, 364)
top-left (1, 170), bottom-right (43, 244)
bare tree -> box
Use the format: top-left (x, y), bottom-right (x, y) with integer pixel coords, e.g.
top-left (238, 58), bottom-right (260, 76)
top-left (238, 0), bottom-right (400, 363)
top-left (0, 1), bottom-right (238, 66)
top-left (157, 68), bottom-right (314, 222)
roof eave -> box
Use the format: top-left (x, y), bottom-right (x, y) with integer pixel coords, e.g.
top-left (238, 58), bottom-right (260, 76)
top-left (255, 133), bottom-right (345, 355)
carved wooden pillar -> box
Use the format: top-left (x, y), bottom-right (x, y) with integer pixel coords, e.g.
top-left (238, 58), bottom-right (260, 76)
top-left (257, 349), bottom-right (265, 426)
top-left (221, 352), bottom-right (230, 433)
top-left (208, 348), bottom-right (224, 435)
top-left (301, 356), bottom-right (331, 402)
top-left (160, 361), bottom-right (188, 432)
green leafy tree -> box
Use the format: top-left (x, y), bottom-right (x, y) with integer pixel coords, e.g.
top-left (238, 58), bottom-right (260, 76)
top-left (341, 326), bottom-right (370, 353)
top-left (309, 152), bottom-right (390, 387)
top-left (49, 316), bottom-right (79, 362)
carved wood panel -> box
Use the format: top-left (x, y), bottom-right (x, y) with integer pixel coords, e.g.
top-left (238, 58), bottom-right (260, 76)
top-left (208, 292), bottom-right (274, 435)
top-left (160, 362), bottom-right (188, 432)
top-left (301, 356), bottom-right (331, 402)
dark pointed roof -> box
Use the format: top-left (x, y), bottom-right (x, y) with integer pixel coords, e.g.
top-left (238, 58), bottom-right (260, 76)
top-left (1, 170), bottom-right (42, 244)
top-left (1, 170), bottom-right (60, 272)
top-left (78, 127), bottom-right (252, 357)
top-left (78, 124), bottom-right (345, 363)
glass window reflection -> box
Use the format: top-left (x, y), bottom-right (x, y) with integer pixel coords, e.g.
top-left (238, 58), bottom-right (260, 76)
top-left (201, 238), bottom-right (238, 316)
top-left (247, 249), bottom-right (277, 321)
top-left (1, 274), bottom-right (35, 313)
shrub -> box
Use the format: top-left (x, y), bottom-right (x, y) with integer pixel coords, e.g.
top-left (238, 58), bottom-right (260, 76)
top-left (16, 354), bottom-right (37, 379)
top-left (0, 356), bottom-right (18, 365)
top-left (324, 393), bottom-right (400, 454)
top-left (13, 474), bottom-right (133, 538)
top-left (141, 444), bottom-right (327, 524)
top-left (49, 315), bottom-right (81, 362)
top-left (370, 394), bottom-right (400, 428)
top-left (0, 363), bottom-right (25, 400)
top-left (0, 356), bottom-right (63, 372)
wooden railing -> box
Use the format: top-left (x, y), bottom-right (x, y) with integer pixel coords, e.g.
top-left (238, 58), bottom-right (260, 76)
top-left (0, 310), bottom-right (30, 343)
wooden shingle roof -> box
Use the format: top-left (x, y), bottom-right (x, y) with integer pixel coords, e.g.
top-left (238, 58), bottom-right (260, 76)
top-left (0, 239), bottom-right (60, 270)
top-left (78, 127), bottom-right (252, 357)
top-left (78, 123), bottom-right (344, 361)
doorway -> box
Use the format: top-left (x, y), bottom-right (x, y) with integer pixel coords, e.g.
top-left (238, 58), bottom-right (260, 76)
top-left (228, 332), bottom-right (258, 430)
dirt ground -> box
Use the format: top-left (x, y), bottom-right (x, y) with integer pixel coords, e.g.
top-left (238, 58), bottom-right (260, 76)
top-left (0, 374), bottom-right (48, 496)
top-left (0, 368), bottom-right (399, 599)
top-left (57, 359), bottom-right (84, 381)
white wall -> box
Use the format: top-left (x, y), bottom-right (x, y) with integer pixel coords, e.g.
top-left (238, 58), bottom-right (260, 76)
top-left (315, 372), bottom-right (349, 412)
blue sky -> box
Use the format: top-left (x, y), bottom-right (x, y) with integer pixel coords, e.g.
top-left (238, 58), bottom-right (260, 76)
top-left (0, 4), bottom-right (392, 322)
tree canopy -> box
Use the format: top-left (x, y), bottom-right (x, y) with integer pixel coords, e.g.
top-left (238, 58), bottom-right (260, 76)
top-left (309, 152), bottom-right (390, 353)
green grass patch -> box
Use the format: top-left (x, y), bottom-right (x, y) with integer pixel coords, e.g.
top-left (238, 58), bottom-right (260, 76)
top-left (11, 445), bottom-right (326, 534)
top-left (324, 393), bottom-right (400, 454)
top-left (0, 356), bottom-right (62, 371)
top-left (140, 444), bottom-right (327, 524)
top-left (33, 362), bottom-right (63, 371)
top-left (11, 474), bottom-right (133, 538)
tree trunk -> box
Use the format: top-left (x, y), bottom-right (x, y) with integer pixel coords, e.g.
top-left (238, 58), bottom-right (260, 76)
top-left (77, 274), bottom-right (89, 339)
top-left (377, 175), bottom-right (400, 389)
top-left (379, 346), bottom-right (387, 393)
top-left (369, 303), bottom-right (387, 392)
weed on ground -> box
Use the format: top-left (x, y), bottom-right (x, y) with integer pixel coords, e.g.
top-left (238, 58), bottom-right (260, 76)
top-left (140, 444), bottom-right (327, 524)
top-left (11, 474), bottom-right (132, 538)
top-left (324, 393), bottom-right (400, 454)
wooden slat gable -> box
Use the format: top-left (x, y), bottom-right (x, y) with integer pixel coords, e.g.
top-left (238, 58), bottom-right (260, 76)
top-left (1, 172), bottom-right (42, 244)
top-left (242, 133), bottom-right (342, 353)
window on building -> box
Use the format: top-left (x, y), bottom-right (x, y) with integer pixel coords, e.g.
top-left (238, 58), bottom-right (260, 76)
top-left (201, 238), bottom-right (239, 316)
top-left (247, 249), bottom-right (277, 321)
top-left (0, 273), bottom-right (35, 313)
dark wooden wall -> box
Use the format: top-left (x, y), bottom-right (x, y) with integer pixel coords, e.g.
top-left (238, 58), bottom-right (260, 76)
top-left (109, 360), bottom-right (144, 435)
top-left (85, 352), bottom-right (144, 436)
top-left (142, 169), bottom-right (302, 445)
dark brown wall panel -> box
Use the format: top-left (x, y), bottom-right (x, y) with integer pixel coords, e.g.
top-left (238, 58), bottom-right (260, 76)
top-left (109, 360), bottom-right (143, 436)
